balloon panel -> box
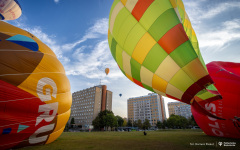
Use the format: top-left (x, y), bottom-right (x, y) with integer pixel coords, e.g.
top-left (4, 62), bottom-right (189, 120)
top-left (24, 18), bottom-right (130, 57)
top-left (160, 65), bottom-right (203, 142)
top-left (108, 0), bottom-right (220, 104)
top-left (192, 61), bottom-right (240, 138)
top-left (0, 0), bottom-right (22, 20)
top-left (0, 21), bottom-right (72, 149)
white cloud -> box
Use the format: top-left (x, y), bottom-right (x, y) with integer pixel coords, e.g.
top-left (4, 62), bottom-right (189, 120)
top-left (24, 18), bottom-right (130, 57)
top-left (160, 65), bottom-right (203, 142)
top-left (198, 19), bottom-right (240, 51)
top-left (61, 18), bottom-right (108, 51)
top-left (54, 0), bottom-right (59, 4)
top-left (200, 2), bottom-right (240, 20)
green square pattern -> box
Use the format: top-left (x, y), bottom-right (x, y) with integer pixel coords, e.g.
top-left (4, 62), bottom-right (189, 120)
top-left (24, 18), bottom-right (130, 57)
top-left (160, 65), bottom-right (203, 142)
top-left (148, 8), bottom-right (180, 42)
top-left (169, 40), bottom-right (198, 68)
top-left (130, 58), bottom-right (141, 81)
top-left (139, 0), bottom-right (172, 31)
top-left (123, 23), bottom-right (146, 56)
top-left (110, 38), bottom-right (117, 61)
top-left (142, 44), bottom-right (168, 73)
top-left (142, 83), bottom-right (154, 92)
top-left (112, 8), bottom-right (130, 39)
top-left (109, 0), bottom-right (120, 27)
top-left (115, 44), bottom-right (124, 70)
top-left (116, 14), bottom-right (138, 47)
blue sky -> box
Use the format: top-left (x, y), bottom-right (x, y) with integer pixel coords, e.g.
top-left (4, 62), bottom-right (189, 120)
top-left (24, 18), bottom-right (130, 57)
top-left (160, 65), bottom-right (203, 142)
top-left (7, 0), bottom-right (240, 118)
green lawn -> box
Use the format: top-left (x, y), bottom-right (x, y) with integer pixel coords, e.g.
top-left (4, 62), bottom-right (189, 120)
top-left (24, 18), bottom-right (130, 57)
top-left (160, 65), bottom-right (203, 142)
top-left (20, 130), bottom-right (239, 150)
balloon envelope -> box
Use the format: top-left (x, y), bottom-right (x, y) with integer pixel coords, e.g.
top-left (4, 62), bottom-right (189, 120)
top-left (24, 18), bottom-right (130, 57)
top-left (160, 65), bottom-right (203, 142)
top-left (192, 61), bottom-right (240, 138)
top-left (0, 21), bottom-right (72, 149)
top-left (0, 0), bottom-right (22, 20)
top-left (108, 0), bottom-right (220, 104)
top-left (105, 68), bottom-right (110, 75)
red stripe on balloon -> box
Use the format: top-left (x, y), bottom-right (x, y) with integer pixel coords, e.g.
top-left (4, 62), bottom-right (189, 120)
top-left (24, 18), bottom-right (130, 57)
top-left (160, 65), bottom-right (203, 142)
top-left (158, 23), bottom-right (189, 54)
top-left (132, 78), bottom-right (144, 88)
top-left (166, 94), bottom-right (181, 102)
top-left (132, 0), bottom-right (154, 21)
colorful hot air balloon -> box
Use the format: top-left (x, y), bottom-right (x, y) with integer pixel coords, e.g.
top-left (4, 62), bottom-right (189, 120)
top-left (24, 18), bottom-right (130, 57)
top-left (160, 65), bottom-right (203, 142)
top-left (108, 0), bottom-right (221, 104)
top-left (192, 61), bottom-right (240, 138)
top-left (0, 21), bottom-right (72, 149)
top-left (105, 68), bottom-right (110, 75)
top-left (0, 0), bottom-right (22, 20)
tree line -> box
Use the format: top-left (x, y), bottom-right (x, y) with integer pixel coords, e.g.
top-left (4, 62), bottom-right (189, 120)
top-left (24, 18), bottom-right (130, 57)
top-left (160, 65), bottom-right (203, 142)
top-left (69, 110), bottom-right (198, 131)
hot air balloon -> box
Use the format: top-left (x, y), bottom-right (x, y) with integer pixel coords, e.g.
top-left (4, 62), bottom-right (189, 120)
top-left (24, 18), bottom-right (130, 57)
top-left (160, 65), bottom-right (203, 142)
top-left (108, 0), bottom-right (221, 104)
top-left (0, 0), bottom-right (22, 20)
top-left (0, 21), bottom-right (72, 149)
top-left (119, 93), bottom-right (122, 97)
top-left (191, 61), bottom-right (240, 138)
top-left (105, 68), bottom-right (110, 75)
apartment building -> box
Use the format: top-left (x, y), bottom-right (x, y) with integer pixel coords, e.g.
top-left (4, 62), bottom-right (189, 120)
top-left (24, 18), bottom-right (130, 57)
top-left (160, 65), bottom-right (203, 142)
top-left (127, 93), bottom-right (166, 126)
top-left (168, 102), bottom-right (191, 119)
top-left (70, 85), bottom-right (112, 129)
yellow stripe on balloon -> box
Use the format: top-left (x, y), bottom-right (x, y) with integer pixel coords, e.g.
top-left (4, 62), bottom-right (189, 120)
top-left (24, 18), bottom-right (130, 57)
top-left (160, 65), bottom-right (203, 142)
top-left (155, 56), bottom-right (180, 82)
top-left (140, 66), bottom-right (154, 87)
top-left (109, 1), bottom-right (124, 34)
top-left (122, 51), bottom-right (132, 76)
top-left (125, 0), bottom-right (138, 12)
top-left (152, 74), bottom-right (168, 93)
top-left (132, 32), bottom-right (156, 64)
top-left (166, 83), bottom-right (184, 99)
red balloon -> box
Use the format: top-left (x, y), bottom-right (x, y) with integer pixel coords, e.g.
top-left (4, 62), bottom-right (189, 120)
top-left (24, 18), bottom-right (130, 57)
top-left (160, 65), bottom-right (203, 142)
top-left (191, 61), bottom-right (240, 138)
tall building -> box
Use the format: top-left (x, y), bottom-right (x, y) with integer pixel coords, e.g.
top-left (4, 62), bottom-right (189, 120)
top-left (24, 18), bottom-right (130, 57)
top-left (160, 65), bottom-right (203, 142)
top-left (70, 85), bottom-right (112, 129)
top-left (127, 93), bottom-right (166, 126)
top-left (168, 102), bottom-right (191, 119)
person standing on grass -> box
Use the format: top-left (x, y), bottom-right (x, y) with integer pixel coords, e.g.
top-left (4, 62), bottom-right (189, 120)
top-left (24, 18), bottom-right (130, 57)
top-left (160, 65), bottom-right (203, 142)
top-left (144, 131), bottom-right (147, 136)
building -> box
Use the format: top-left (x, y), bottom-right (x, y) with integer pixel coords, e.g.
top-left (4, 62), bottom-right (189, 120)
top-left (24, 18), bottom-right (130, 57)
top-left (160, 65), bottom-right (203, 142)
top-left (127, 93), bottom-right (166, 127)
top-left (168, 102), bottom-right (192, 119)
top-left (70, 85), bottom-right (112, 129)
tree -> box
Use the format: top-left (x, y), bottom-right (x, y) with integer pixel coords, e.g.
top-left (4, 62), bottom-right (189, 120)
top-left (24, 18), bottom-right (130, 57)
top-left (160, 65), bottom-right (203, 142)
top-left (167, 114), bottom-right (188, 129)
top-left (179, 116), bottom-right (188, 129)
top-left (127, 120), bottom-right (132, 127)
top-left (70, 117), bottom-right (75, 126)
top-left (167, 114), bottom-right (178, 128)
top-left (122, 119), bottom-right (127, 127)
top-left (92, 116), bottom-right (101, 130)
top-left (143, 119), bottom-right (151, 130)
top-left (116, 115), bottom-right (124, 127)
top-left (156, 121), bottom-right (163, 129)
top-left (188, 115), bottom-right (197, 127)
top-left (162, 120), bottom-right (167, 129)
top-left (133, 120), bottom-right (138, 127)
top-left (104, 113), bottom-right (117, 130)
top-left (64, 123), bottom-right (69, 131)
top-left (136, 119), bottom-right (143, 129)
top-left (92, 110), bottom-right (117, 130)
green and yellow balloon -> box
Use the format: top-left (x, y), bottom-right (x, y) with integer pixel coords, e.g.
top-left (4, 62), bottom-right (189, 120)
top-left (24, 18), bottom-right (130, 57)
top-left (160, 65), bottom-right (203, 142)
top-left (108, 0), bottom-right (221, 104)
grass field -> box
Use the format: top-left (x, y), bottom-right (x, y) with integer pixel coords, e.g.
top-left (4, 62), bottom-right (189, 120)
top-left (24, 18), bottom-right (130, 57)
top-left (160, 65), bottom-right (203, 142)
top-left (20, 129), bottom-right (239, 150)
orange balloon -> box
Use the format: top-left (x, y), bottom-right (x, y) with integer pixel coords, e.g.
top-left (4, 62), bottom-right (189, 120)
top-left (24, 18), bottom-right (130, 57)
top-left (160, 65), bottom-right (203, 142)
top-left (105, 68), bottom-right (110, 75)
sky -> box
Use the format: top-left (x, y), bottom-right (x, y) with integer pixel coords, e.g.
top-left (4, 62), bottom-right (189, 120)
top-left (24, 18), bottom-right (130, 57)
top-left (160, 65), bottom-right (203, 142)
top-left (7, 0), bottom-right (240, 118)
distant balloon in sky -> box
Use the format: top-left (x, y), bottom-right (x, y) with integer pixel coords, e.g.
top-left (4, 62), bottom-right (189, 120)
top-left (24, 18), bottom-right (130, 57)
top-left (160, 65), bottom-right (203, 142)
top-left (0, 0), bottom-right (22, 20)
top-left (119, 93), bottom-right (122, 97)
top-left (192, 61), bottom-right (240, 138)
top-left (0, 21), bottom-right (72, 149)
top-left (105, 68), bottom-right (110, 75)
top-left (108, 0), bottom-right (221, 104)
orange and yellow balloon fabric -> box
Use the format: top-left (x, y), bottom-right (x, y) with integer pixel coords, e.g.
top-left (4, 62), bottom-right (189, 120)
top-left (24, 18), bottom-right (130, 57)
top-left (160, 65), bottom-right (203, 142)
top-left (0, 21), bottom-right (72, 149)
